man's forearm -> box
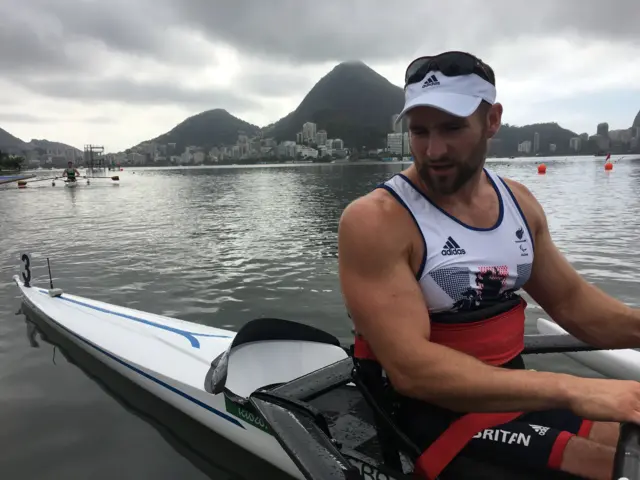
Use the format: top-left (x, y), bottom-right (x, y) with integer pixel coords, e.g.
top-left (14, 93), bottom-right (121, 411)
top-left (391, 342), bottom-right (578, 413)
top-left (551, 281), bottom-right (640, 349)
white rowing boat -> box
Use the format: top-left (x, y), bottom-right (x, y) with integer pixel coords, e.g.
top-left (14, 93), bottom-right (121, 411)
top-left (12, 254), bottom-right (640, 480)
top-left (537, 318), bottom-right (640, 381)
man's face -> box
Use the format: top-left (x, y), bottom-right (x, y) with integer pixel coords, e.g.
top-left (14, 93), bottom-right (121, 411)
top-left (407, 103), bottom-right (501, 196)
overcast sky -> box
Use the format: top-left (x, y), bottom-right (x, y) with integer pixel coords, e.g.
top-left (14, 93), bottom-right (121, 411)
top-left (2, 0), bottom-right (639, 152)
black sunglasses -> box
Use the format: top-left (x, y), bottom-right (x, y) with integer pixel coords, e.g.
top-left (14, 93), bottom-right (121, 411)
top-left (404, 51), bottom-right (493, 87)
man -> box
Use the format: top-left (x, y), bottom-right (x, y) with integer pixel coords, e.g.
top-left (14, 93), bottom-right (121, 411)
top-left (62, 161), bottom-right (80, 182)
top-left (338, 51), bottom-right (640, 480)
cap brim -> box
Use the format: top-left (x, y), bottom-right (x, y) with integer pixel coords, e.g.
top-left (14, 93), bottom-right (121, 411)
top-left (395, 92), bottom-right (483, 125)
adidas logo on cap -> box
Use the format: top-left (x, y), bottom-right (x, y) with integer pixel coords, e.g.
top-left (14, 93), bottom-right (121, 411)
top-left (422, 74), bottom-right (440, 88)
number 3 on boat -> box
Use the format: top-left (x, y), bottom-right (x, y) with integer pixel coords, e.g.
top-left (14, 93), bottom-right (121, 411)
top-left (19, 253), bottom-right (63, 297)
top-left (20, 253), bottom-right (32, 287)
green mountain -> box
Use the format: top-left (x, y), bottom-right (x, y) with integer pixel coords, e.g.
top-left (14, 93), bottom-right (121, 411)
top-left (263, 61), bottom-right (405, 149)
top-left (147, 109), bottom-right (260, 151)
top-left (490, 122), bottom-right (580, 157)
top-left (0, 127), bottom-right (29, 153)
top-left (27, 139), bottom-right (82, 155)
top-left (0, 127), bottom-right (81, 155)
top-left (129, 61), bottom-right (635, 155)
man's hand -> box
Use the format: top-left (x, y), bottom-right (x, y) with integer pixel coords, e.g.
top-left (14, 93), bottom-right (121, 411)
top-left (569, 378), bottom-right (640, 424)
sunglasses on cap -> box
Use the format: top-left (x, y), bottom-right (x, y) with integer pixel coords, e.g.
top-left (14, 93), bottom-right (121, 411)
top-left (404, 51), bottom-right (493, 87)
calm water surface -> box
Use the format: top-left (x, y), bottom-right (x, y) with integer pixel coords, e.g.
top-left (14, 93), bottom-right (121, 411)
top-left (1, 157), bottom-right (639, 479)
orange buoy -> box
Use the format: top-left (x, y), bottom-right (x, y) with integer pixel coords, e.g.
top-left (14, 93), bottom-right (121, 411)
top-left (604, 162), bottom-right (613, 171)
top-left (537, 163), bottom-right (546, 174)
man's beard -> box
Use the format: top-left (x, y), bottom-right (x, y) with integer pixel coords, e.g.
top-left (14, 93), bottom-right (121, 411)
top-left (415, 136), bottom-right (488, 196)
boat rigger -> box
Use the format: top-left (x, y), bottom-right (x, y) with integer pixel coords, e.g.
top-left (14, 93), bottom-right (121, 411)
top-left (12, 253), bottom-right (640, 480)
top-left (1, 174), bottom-right (120, 188)
top-left (0, 173), bottom-right (35, 185)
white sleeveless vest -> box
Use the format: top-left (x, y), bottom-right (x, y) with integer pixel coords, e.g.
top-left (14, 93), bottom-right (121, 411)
top-left (380, 168), bottom-right (535, 315)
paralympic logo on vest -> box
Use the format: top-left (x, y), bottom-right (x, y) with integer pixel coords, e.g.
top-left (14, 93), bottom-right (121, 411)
top-left (441, 236), bottom-right (466, 256)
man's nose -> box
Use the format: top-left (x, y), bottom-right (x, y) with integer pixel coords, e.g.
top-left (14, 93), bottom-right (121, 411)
top-left (424, 133), bottom-right (448, 160)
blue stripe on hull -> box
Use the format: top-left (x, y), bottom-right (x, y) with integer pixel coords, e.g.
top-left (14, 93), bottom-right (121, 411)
top-left (25, 293), bottom-right (244, 429)
top-left (35, 288), bottom-right (233, 348)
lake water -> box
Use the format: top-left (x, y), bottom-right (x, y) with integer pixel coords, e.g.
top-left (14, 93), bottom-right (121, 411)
top-left (0, 156), bottom-right (638, 479)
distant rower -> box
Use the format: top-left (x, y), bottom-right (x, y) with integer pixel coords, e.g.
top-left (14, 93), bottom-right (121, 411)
top-left (63, 161), bottom-right (80, 182)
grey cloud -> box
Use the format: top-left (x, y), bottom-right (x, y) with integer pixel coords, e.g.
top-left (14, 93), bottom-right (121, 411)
top-left (0, 113), bottom-right (59, 123)
top-left (166, 0), bottom-right (640, 63)
top-left (0, 113), bottom-right (115, 124)
top-left (0, 0), bottom-right (212, 76)
top-left (169, 0), bottom-right (406, 63)
top-left (5, 0), bottom-right (639, 75)
top-left (34, 0), bottom-right (210, 65)
top-left (0, 3), bottom-right (78, 73)
top-left (20, 76), bottom-right (255, 111)
top-left (82, 116), bottom-right (117, 124)
top-left (496, 0), bottom-right (640, 43)
top-left (1, 0), bottom-right (639, 108)
top-left (237, 71), bottom-right (316, 98)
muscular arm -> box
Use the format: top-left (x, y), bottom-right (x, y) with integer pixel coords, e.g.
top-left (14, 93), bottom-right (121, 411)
top-left (509, 180), bottom-right (640, 349)
top-left (338, 193), bottom-right (578, 413)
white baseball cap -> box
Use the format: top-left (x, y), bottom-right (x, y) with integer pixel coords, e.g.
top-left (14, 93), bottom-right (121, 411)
top-left (395, 70), bottom-right (497, 125)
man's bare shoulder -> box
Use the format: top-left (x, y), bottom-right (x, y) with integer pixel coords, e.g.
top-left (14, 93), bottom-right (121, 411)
top-left (338, 189), bottom-right (413, 262)
top-left (340, 189), bottom-right (410, 240)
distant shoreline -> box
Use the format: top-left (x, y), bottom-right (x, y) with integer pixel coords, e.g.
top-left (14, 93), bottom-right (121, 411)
top-left (20, 154), bottom-right (639, 174)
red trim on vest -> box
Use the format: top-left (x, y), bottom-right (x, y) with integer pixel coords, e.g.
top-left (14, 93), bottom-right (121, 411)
top-left (353, 299), bottom-right (527, 366)
top-left (354, 333), bottom-right (377, 361)
top-left (429, 299), bottom-right (527, 366)
top-left (413, 411), bottom-right (524, 479)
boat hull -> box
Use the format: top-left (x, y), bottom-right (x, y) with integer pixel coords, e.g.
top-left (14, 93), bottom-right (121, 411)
top-left (14, 276), bottom-right (306, 479)
top-left (536, 318), bottom-right (640, 380)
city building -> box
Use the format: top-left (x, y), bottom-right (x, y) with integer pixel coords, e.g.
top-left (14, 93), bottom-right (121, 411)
top-left (302, 122), bottom-right (317, 143)
top-left (569, 137), bottom-right (581, 151)
top-left (518, 140), bottom-right (532, 154)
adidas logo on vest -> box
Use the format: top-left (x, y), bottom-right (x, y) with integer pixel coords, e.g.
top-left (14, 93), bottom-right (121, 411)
top-left (441, 236), bottom-right (466, 256)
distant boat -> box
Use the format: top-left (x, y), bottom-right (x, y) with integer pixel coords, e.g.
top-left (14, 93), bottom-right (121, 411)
top-left (0, 173), bottom-right (36, 185)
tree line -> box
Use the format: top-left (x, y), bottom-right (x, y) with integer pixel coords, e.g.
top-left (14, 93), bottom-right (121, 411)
top-left (0, 150), bottom-right (25, 171)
